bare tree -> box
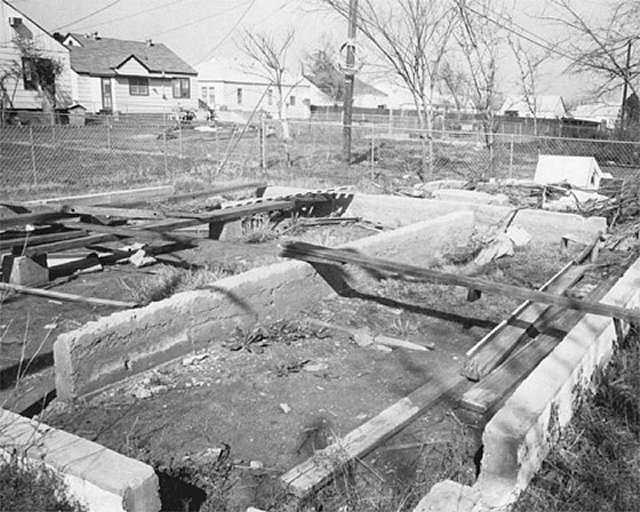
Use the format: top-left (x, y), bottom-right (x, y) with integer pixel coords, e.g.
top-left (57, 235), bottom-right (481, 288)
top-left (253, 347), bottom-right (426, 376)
top-left (238, 28), bottom-right (296, 141)
top-left (320, 0), bottom-right (458, 179)
top-left (304, 39), bottom-right (345, 102)
top-left (453, 0), bottom-right (507, 180)
top-left (547, 0), bottom-right (640, 100)
top-left (507, 34), bottom-right (553, 136)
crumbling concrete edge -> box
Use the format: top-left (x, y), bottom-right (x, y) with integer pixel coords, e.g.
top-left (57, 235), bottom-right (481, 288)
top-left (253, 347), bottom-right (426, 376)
top-left (0, 408), bottom-right (161, 512)
top-left (414, 256), bottom-right (640, 512)
top-left (54, 210), bottom-right (475, 401)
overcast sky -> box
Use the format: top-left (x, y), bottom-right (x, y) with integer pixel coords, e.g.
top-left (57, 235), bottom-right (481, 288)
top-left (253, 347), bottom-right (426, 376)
top-left (10, 0), bottom-right (615, 100)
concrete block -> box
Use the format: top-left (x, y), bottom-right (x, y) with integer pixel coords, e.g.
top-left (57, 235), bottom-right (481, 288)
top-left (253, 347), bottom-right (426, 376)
top-left (0, 408), bottom-right (160, 512)
top-left (209, 219), bottom-right (243, 240)
top-left (413, 480), bottom-right (481, 512)
top-left (432, 189), bottom-right (510, 206)
top-left (2, 254), bottom-right (49, 286)
top-left (54, 212), bottom-right (474, 400)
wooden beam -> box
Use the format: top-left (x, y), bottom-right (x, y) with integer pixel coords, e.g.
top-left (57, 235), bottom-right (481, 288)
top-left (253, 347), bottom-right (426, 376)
top-left (22, 185), bottom-right (174, 207)
top-left (280, 241), bottom-right (640, 323)
top-left (57, 222), bottom-right (194, 243)
top-left (462, 263), bottom-right (588, 381)
top-left (0, 211), bottom-right (76, 230)
top-left (0, 230), bottom-right (87, 252)
top-left (0, 282), bottom-right (138, 308)
top-left (16, 234), bottom-right (118, 257)
top-left (281, 372), bottom-right (470, 498)
top-left (159, 181), bottom-right (267, 204)
top-left (461, 273), bottom-right (619, 415)
top-left (60, 204), bottom-right (164, 219)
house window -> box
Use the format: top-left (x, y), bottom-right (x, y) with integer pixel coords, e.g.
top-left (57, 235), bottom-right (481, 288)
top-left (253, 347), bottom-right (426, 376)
top-left (201, 86), bottom-right (207, 99)
top-left (267, 89), bottom-right (273, 106)
top-left (172, 77), bottom-right (190, 98)
top-left (289, 96), bottom-right (296, 106)
top-left (208, 87), bottom-right (215, 107)
top-left (237, 88), bottom-right (243, 105)
top-left (22, 58), bottom-right (38, 90)
top-left (129, 77), bottom-right (149, 96)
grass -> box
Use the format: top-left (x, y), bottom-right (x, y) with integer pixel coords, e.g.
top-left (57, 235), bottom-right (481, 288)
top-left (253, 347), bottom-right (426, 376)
top-left (0, 452), bottom-right (88, 512)
top-left (513, 325), bottom-right (640, 512)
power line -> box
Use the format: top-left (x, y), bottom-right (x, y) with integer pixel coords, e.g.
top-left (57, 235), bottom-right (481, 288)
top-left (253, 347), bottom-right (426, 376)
top-left (54, 0), bottom-right (122, 32)
top-left (196, 0), bottom-right (257, 64)
top-left (72, 0), bottom-right (189, 33)
top-left (146, 0), bottom-right (252, 38)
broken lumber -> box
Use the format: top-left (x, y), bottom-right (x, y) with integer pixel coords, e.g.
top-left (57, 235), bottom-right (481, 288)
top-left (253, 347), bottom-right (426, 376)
top-left (15, 234), bottom-right (118, 257)
top-left (0, 211), bottom-right (75, 230)
top-left (280, 241), bottom-right (640, 324)
top-left (0, 230), bottom-right (86, 252)
top-left (0, 282), bottom-right (138, 308)
top-left (461, 273), bottom-right (620, 415)
top-left (280, 372), bottom-right (469, 498)
top-left (462, 263), bottom-right (588, 381)
top-left (22, 185), bottom-right (174, 207)
top-left (158, 181), bottom-right (267, 204)
top-left (60, 204), bottom-right (164, 220)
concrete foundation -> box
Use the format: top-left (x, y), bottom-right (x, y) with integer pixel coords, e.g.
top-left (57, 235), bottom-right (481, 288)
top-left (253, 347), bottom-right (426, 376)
top-left (0, 408), bottom-right (160, 512)
top-left (415, 256), bottom-right (640, 512)
top-left (54, 209), bottom-right (475, 401)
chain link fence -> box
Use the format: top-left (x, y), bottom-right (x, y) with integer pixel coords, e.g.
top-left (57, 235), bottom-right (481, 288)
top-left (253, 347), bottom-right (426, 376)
top-left (2, 116), bottom-right (640, 202)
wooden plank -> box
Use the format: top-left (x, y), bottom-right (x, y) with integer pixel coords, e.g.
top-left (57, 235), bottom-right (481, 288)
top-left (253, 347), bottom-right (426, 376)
top-left (461, 274), bottom-right (620, 415)
top-left (280, 241), bottom-right (640, 324)
top-left (0, 282), bottom-right (138, 308)
top-left (17, 234), bottom-right (118, 257)
top-left (142, 200), bottom-right (294, 232)
top-left (57, 221), bottom-right (194, 243)
top-left (159, 181), bottom-right (267, 204)
top-left (0, 211), bottom-right (76, 230)
top-left (462, 264), bottom-right (588, 381)
top-left (281, 372), bottom-right (470, 498)
top-left (60, 204), bottom-right (164, 219)
top-left (0, 230), bottom-right (87, 251)
top-left (22, 185), bottom-right (174, 207)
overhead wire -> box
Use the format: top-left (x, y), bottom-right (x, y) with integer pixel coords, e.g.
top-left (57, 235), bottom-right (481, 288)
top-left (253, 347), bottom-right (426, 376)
top-left (54, 0), bottom-right (122, 31)
top-left (195, 0), bottom-right (257, 64)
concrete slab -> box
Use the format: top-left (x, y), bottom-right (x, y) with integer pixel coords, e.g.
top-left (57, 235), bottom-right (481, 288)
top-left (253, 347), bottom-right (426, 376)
top-left (0, 408), bottom-right (160, 512)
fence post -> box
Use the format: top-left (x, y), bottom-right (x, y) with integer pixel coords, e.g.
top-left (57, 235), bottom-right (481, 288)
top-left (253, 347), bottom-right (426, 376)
top-left (107, 123), bottom-right (112, 151)
top-left (370, 123), bottom-right (375, 180)
top-left (29, 126), bottom-right (37, 186)
top-left (163, 112), bottom-right (168, 175)
top-left (51, 123), bottom-right (55, 146)
top-left (260, 116), bottom-right (267, 171)
top-left (178, 119), bottom-right (183, 158)
top-left (509, 134), bottom-right (514, 180)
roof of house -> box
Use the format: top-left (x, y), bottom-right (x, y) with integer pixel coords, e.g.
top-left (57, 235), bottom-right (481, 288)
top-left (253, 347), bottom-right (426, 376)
top-left (65, 33), bottom-right (197, 76)
top-left (501, 95), bottom-right (567, 118)
top-left (196, 57), bottom-right (307, 86)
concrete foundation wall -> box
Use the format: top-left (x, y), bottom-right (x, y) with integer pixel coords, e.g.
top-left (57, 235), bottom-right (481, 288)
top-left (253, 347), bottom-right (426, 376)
top-left (55, 211), bottom-right (475, 400)
top-left (0, 408), bottom-right (160, 512)
top-left (415, 256), bottom-right (640, 512)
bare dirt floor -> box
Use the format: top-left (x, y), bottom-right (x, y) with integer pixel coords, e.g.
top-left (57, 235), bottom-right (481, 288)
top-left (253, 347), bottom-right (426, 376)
top-left (1, 216), bottom-right (608, 511)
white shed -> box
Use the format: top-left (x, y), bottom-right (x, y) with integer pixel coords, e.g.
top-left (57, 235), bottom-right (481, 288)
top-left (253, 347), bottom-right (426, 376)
top-left (533, 155), bottom-right (611, 190)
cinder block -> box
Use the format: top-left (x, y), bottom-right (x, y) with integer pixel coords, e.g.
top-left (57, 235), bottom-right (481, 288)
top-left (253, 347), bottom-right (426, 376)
top-left (2, 254), bottom-right (49, 286)
top-left (0, 408), bottom-right (160, 512)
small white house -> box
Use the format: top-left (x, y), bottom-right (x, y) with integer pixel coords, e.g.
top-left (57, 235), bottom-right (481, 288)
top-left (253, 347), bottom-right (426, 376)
top-left (501, 95), bottom-right (567, 119)
top-left (571, 102), bottom-right (620, 130)
top-left (196, 57), bottom-right (312, 120)
top-left (534, 154), bottom-right (611, 190)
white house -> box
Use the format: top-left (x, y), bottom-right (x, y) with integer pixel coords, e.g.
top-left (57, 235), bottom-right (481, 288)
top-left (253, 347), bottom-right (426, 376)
top-left (0, 0), bottom-right (72, 114)
top-left (500, 94), bottom-right (567, 119)
top-left (571, 102), bottom-right (620, 130)
top-left (62, 32), bottom-right (198, 115)
top-left (195, 57), bottom-right (312, 120)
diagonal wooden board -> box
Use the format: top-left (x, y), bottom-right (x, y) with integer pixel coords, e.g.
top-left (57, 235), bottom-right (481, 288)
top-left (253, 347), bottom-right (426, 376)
top-left (280, 242), bottom-right (640, 324)
top-left (462, 263), bottom-right (588, 381)
top-left (461, 273), bottom-right (620, 415)
top-left (280, 372), bottom-right (471, 498)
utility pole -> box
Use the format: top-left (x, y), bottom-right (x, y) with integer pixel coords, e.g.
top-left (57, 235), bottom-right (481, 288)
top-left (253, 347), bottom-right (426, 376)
top-left (620, 39), bottom-right (633, 136)
top-left (342, 0), bottom-right (358, 164)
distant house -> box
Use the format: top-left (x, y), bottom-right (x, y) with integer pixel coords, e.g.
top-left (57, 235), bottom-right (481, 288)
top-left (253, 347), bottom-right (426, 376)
top-left (352, 78), bottom-right (388, 109)
top-left (61, 32), bottom-right (198, 115)
top-left (571, 102), bottom-right (620, 130)
top-left (195, 57), bottom-right (312, 120)
top-left (500, 95), bottom-right (567, 119)
top-left (0, 0), bottom-right (72, 115)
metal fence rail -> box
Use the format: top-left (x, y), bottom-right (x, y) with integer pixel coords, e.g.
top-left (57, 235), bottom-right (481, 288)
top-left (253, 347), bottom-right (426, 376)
top-left (2, 117), bottom-right (639, 202)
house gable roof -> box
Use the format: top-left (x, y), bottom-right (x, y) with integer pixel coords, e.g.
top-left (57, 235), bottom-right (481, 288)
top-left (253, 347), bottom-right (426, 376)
top-left (64, 33), bottom-right (197, 76)
top-left (3, 0), bottom-right (70, 52)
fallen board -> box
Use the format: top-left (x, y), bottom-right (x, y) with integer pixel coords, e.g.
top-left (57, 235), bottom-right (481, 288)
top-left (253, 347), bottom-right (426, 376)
top-left (0, 282), bottom-right (138, 308)
top-left (462, 263), bottom-right (588, 381)
top-left (280, 372), bottom-right (470, 498)
top-left (0, 230), bottom-right (87, 252)
top-left (280, 241), bottom-right (640, 323)
top-left (16, 233), bottom-right (118, 257)
top-left (461, 273), bottom-right (620, 415)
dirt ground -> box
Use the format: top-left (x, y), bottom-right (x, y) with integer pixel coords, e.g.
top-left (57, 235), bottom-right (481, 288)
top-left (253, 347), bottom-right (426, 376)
top-left (1, 212), bottom-right (604, 511)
